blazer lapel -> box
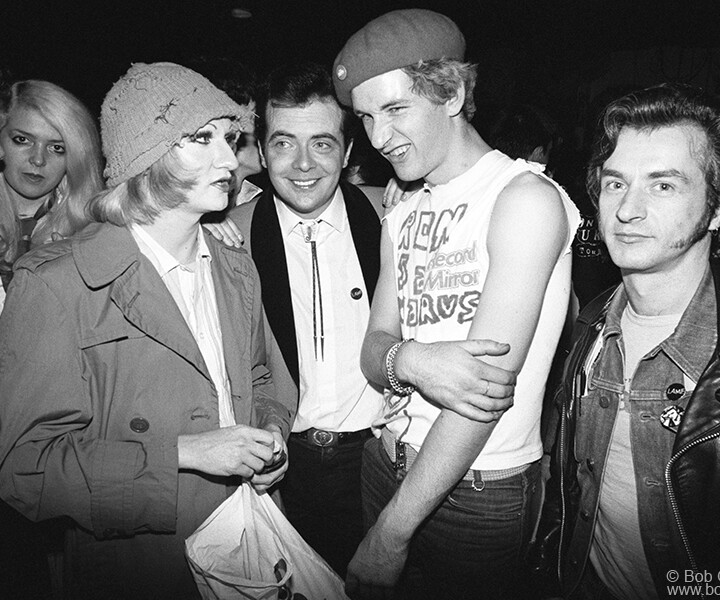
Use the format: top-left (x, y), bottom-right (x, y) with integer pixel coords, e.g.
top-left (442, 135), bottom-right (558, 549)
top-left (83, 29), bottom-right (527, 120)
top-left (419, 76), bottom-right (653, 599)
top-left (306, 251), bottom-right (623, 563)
top-left (342, 182), bottom-right (381, 304)
top-left (251, 188), bottom-right (300, 385)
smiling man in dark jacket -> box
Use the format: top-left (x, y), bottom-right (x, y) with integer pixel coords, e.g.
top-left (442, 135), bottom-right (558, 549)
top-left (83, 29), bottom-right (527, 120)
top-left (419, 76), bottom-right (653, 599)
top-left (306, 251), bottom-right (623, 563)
top-left (538, 83), bottom-right (720, 600)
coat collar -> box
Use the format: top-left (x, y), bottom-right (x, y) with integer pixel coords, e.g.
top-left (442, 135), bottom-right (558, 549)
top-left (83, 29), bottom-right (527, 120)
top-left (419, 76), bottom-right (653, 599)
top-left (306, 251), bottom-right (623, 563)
top-left (602, 265), bottom-right (717, 384)
top-left (72, 221), bottom-right (252, 387)
top-left (73, 222), bottom-right (141, 289)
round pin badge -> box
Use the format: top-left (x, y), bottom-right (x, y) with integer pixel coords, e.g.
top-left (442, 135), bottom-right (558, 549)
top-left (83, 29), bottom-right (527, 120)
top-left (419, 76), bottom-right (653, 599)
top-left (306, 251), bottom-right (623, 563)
top-left (336, 65), bottom-right (347, 80)
top-left (665, 383), bottom-right (685, 401)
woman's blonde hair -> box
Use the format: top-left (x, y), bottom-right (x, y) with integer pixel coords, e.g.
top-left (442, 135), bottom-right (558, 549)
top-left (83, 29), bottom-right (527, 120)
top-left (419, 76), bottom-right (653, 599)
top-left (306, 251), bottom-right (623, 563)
top-left (0, 80), bottom-right (103, 265)
top-left (88, 144), bottom-right (198, 226)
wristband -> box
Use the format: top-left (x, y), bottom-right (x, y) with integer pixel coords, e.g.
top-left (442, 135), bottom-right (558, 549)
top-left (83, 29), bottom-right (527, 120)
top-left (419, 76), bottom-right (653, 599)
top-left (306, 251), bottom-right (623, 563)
top-left (385, 339), bottom-right (416, 397)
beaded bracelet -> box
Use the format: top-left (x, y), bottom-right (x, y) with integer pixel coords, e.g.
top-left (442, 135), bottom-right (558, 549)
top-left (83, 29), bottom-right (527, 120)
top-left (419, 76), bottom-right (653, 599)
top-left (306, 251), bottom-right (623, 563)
top-left (385, 338), bottom-right (416, 397)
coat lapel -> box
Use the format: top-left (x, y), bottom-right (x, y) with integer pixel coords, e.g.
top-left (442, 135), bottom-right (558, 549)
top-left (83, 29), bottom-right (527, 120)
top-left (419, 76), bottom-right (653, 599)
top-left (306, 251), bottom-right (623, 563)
top-left (208, 238), bottom-right (253, 390)
top-left (74, 223), bottom-right (211, 381)
top-left (112, 260), bottom-right (212, 382)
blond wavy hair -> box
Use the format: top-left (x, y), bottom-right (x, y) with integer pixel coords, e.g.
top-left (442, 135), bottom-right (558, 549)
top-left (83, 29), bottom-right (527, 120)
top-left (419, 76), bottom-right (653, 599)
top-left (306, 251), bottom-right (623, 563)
top-left (0, 80), bottom-right (103, 265)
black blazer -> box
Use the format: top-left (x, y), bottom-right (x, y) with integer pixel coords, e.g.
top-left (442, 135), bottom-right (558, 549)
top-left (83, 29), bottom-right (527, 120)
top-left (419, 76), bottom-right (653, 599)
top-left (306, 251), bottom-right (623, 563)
top-left (231, 182), bottom-right (381, 386)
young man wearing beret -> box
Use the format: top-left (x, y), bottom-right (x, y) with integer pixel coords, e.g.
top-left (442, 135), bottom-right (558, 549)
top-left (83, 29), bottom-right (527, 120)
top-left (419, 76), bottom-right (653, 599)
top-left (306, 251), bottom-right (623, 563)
top-left (334, 9), bottom-right (580, 599)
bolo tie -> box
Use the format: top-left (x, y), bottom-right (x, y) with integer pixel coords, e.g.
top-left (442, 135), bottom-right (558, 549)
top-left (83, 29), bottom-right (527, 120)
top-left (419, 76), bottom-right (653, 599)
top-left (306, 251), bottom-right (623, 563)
top-left (303, 222), bottom-right (324, 360)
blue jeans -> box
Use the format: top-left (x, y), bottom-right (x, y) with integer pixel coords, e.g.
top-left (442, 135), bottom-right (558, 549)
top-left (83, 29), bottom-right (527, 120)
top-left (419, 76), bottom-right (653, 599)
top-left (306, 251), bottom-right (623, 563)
top-left (361, 436), bottom-right (541, 600)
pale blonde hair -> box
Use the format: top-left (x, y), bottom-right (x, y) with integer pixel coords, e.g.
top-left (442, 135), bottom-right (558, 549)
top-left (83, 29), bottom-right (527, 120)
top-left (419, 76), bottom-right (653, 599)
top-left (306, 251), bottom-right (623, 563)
top-left (89, 144), bottom-right (198, 226)
top-left (0, 80), bottom-right (103, 265)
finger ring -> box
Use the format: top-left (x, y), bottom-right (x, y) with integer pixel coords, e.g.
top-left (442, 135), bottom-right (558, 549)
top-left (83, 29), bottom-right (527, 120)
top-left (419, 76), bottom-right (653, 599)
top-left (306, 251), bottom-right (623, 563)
top-left (482, 379), bottom-right (490, 395)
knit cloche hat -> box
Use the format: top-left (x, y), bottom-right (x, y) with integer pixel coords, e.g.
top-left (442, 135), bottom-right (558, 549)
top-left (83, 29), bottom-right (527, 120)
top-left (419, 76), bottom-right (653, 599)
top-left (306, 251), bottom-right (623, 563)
top-left (101, 62), bottom-right (252, 187)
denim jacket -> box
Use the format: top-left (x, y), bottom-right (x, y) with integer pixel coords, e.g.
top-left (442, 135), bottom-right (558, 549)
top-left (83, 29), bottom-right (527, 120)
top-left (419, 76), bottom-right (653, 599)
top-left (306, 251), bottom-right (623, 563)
top-left (537, 262), bottom-right (720, 598)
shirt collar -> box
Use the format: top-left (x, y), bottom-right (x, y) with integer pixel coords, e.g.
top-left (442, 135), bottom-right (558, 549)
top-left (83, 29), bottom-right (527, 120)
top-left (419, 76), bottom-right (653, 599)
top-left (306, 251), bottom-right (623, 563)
top-left (604, 264), bottom-right (717, 382)
top-left (131, 224), bottom-right (210, 278)
top-left (274, 187), bottom-right (346, 237)
top-left (235, 180), bottom-right (262, 205)
top-left (196, 228), bottom-right (212, 260)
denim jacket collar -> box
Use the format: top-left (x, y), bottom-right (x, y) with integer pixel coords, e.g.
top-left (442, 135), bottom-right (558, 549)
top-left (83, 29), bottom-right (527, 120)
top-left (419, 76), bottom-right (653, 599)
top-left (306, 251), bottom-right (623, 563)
top-left (600, 265), bottom-right (717, 384)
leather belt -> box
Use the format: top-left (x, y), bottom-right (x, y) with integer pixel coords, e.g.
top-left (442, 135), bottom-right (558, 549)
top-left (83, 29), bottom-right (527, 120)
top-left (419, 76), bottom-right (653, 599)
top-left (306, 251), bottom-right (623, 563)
top-left (380, 427), bottom-right (529, 485)
top-left (290, 427), bottom-right (372, 448)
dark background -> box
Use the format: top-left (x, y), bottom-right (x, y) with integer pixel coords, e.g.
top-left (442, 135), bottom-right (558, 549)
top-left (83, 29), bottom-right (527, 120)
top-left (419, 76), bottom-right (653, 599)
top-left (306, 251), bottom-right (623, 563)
top-left (3, 0), bottom-right (720, 151)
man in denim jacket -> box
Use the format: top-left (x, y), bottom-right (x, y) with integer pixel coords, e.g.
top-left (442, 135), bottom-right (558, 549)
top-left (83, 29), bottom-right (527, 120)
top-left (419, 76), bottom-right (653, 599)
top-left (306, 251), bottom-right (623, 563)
top-left (538, 83), bottom-right (720, 599)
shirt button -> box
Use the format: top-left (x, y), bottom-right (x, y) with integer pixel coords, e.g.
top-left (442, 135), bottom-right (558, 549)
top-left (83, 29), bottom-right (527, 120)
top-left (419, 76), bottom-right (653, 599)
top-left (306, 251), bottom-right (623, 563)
top-left (580, 510), bottom-right (590, 521)
top-left (598, 396), bottom-right (610, 409)
top-left (350, 287), bottom-right (363, 300)
top-left (130, 417), bottom-right (150, 433)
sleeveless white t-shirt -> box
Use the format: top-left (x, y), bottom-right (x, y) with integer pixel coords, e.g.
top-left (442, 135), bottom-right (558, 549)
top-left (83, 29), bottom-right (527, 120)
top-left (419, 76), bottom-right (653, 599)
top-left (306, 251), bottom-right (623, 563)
top-left (378, 150), bottom-right (580, 470)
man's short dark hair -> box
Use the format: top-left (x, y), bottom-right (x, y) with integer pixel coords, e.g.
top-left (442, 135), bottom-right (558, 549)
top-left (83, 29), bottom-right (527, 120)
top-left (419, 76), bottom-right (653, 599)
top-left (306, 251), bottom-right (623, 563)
top-left (587, 83), bottom-right (720, 216)
top-left (256, 62), bottom-right (356, 146)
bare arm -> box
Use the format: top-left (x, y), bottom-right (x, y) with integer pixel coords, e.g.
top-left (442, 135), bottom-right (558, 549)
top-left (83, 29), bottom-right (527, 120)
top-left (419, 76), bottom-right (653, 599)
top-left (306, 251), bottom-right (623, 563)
top-left (360, 225), bottom-right (518, 421)
top-left (348, 174), bottom-right (569, 596)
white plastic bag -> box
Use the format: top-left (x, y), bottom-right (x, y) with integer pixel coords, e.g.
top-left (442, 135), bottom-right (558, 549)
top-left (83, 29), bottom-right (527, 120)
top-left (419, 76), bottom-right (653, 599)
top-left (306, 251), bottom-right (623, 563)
top-left (186, 484), bottom-right (350, 600)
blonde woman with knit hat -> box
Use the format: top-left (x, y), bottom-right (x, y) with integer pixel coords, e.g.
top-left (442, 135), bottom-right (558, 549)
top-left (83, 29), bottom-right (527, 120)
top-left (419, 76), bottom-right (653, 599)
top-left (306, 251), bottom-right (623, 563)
top-left (0, 62), bottom-right (294, 600)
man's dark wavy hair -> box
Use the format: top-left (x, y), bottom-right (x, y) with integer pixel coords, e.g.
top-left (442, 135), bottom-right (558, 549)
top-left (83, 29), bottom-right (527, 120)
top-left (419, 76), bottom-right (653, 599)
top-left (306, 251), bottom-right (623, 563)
top-left (586, 83), bottom-right (720, 218)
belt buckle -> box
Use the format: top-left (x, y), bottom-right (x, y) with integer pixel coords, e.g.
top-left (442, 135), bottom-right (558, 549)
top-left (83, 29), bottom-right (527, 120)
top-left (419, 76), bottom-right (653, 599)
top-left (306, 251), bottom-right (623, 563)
top-left (311, 429), bottom-right (335, 447)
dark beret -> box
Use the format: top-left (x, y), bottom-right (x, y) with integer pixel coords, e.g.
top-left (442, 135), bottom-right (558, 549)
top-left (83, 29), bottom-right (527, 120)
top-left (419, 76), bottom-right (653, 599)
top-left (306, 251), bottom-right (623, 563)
top-left (333, 9), bottom-right (465, 106)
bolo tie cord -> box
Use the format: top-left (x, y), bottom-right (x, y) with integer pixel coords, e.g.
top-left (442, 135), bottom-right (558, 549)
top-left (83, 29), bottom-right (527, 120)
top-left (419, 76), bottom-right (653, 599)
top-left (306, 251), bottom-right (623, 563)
top-left (311, 239), bottom-right (324, 360)
top-left (304, 224), bottom-right (324, 360)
